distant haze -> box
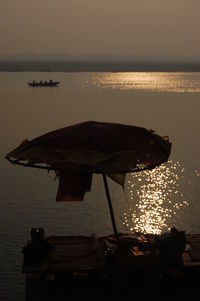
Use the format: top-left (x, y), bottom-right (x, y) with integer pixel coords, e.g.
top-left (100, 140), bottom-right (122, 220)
top-left (1, 0), bottom-right (200, 58)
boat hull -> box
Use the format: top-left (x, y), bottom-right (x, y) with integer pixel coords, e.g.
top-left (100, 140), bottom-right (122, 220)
top-left (28, 82), bottom-right (60, 87)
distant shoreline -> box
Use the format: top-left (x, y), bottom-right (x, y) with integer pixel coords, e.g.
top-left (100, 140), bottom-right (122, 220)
top-left (0, 60), bottom-right (200, 72)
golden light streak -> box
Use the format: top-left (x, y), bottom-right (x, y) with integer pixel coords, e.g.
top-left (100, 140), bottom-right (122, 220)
top-left (87, 72), bottom-right (200, 92)
top-left (123, 161), bottom-right (190, 235)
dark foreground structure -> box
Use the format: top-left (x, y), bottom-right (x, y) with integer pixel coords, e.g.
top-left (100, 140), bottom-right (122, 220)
top-left (22, 230), bottom-right (200, 300)
top-left (5, 122), bottom-right (198, 299)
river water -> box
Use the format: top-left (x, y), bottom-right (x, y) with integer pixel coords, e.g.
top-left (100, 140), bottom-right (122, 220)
top-left (0, 71), bottom-right (200, 300)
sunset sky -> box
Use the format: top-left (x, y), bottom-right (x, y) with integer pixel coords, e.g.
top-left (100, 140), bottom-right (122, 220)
top-left (1, 0), bottom-right (199, 58)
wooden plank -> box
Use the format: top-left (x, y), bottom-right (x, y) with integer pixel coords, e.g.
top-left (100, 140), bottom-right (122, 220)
top-left (49, 259), bottom-right (101, 270)
top-left (189, 250), bottom-right (200, 261)
top-left (48, 236), bottom-right (93, 244)
top-left (22, 235), bottom-right (105, 274)
top-left (183, 261), bottom-right (200, 267)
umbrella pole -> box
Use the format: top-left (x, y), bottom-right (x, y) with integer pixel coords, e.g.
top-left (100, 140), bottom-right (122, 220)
top-left (103, 174), bottom-right (119, 241)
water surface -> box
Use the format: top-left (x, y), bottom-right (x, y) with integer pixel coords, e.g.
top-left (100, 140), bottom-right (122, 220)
top-left (0, 71), bottom-right (200, 300)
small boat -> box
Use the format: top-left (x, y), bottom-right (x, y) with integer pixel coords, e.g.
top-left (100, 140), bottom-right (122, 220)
top-left (28, 80), bottom-right (60, 87)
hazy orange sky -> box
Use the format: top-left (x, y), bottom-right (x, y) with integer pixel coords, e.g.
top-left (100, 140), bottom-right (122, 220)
top-left (1, 0), bottom-right (199, 57)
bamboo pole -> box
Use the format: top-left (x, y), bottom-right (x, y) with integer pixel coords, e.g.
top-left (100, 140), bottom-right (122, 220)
top-left (103, 174), bottom-right (119, 241)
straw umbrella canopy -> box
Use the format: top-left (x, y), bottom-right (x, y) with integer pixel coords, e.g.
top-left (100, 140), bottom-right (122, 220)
top-left (5, 121), bottom-right (171, 239)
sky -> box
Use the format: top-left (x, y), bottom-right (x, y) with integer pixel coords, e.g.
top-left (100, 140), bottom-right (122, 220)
top-left (0, 0), bottom-right (200, 58)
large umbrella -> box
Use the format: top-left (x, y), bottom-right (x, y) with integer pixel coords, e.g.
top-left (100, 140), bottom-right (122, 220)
top-left (5, 121), bottom-right (171, 240)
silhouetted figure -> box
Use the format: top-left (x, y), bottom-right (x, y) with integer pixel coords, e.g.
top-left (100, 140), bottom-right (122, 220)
top-left (22, 228), bottom-right (54, 263)
top-left (156, 227), bottom-right (187, 267)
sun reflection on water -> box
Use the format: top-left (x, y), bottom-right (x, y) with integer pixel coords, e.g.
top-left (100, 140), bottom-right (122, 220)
top-left (123, 161), bottom-right (191, 235)
top-left (88, 72), bottom-right (200, 92)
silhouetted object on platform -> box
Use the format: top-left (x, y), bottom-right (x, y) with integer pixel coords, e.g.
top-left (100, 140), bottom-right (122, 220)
top-left (30, 227), bottom-right (45, 243)
top-left (5, 121), bottom-right (171, 240)
top-left (27, 80), bottom-right (60, 87)
top-left (156, 227), bottom-right (187, 267)
top-left (22, 228), bottom-right (54, 263)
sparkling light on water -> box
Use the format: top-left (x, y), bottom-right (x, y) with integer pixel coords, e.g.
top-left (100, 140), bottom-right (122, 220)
top-left (88, 72), bottom-right (200, 92)
top-left (123, 161), bottom-right (191, 235)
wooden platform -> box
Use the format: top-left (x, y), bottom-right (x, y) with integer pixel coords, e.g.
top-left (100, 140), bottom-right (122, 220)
top-left (23, 235), bottom-right (105, 277)
top-left (182, 233), bottom-right (200, 267)
top-left (22, 233), bottom-right (200, 274)
top-left (23, 233), bottom-right (200, 300)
